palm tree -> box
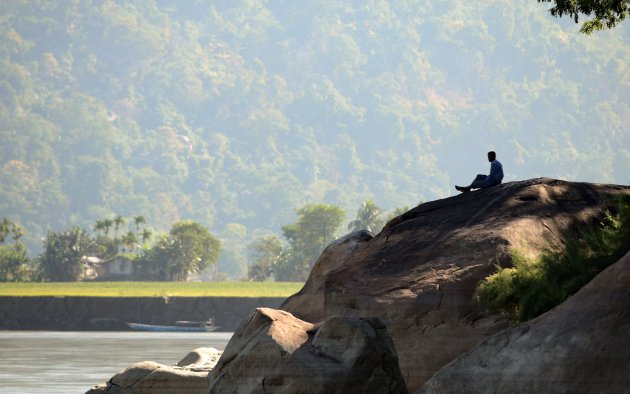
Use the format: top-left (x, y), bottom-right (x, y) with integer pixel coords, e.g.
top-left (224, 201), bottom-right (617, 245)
top-left (348, 200), bottom-right (384, 233)
top-left (121, 231), bottom-right (138, 252)
top-left (94, 220), bottom-right (106, 237)
top-left (113, 215), bottom-right (126, 241)
top-left (103, 219), bottom-right (113, 238)
top-left (133, 215), bottom-right (146, 237)
top-left (10, 222), bottom-right (23, 242)
top-left (141, 228), bottom-right (152, 245)
top-left (0, 218), bottom-right (10, 243)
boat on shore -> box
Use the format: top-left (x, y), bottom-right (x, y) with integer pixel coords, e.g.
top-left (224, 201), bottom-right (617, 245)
top-left (126, 319), bottom-right (219, 332)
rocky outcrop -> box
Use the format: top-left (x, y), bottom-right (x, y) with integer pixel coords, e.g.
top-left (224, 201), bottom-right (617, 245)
top-left (417, 250), bottom-right (630, 393)
top-left (208, 307), bottom-right (406, 394)
top-left (84, 178), bottom-right (630, 393)
top-left (86, 348), bottom-right (222, 394)
top-left (281, 178), bottom-right (630, 391)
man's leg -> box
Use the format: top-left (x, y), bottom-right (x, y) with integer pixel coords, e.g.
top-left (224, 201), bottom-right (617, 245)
top-left (455, 185), bottom-right (470, 192)
top-left (470, 174), bottom-right (491, 189)
top-left (456, 175), bottom-right (485, 192)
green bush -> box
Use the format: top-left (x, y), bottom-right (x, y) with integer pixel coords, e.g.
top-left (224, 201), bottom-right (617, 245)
top-left (476, 194), bottom-right (630, 322)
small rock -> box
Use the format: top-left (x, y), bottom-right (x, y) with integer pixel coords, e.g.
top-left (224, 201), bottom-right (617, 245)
top-left (176, 347), bottom-right (223, 370)
top-left (85, 348), bottom-right (223, 394)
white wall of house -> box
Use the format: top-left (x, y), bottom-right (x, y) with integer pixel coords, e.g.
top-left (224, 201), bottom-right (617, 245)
top-left (108, 258), bottom-right (133, 275)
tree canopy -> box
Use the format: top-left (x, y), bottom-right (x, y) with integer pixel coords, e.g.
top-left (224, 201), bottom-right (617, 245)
top-left (348, 201), bottom-right (385, 233)
top-left (0, 218), bottom-right (29, 281)
top-left (247, 235), bottom-right (283, 281)
top-left (274, 204), bottom-right (345, 281)
top-left (540, 0), bottom-right (629, 33)
top-left (138, 221), bottom-right (221, 281)
top-left (37, 227), bottom-right (95, 282)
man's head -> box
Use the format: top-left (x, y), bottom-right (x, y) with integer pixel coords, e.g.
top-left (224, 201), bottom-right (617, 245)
top-left (487, 151), bottom-right (496, 162)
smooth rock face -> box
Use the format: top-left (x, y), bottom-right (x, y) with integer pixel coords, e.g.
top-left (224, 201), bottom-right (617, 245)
top-left (281, 178), bottom-right (630, 391)
top-left (86, 347), bottom-right (222, 394)
top-left (417, 250), bottom-right (630, 394)
top-left (207, 307), bottom-right (406, 394)
top-left (281, 230), bottom-right (374, 320)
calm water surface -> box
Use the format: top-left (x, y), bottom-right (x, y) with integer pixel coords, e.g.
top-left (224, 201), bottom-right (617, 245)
top-left (0, 331), bottom-right (233, 394)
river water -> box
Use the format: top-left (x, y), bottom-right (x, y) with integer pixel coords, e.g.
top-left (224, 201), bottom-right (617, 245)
top-left (0, 331), bottom-right (233, 394)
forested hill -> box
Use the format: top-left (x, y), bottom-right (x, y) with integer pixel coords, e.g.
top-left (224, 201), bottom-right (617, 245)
top-left (1, 1), bottom-right (629, 276)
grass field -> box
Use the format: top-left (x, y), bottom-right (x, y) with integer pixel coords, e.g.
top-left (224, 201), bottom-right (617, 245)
top-left (0, 281), bottom-right (304, 298)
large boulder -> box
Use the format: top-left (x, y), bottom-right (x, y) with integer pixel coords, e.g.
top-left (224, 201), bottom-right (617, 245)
top-left (281, 178), bottom-right (630, 391)
top-left (86, 347), bottom-right (222, 394)
top-left (417, 250), bottom-right (630, 393)
top-left (282, 230), bottom-right (374, 320)
top-left (207, 307), bottom-right (406, 394)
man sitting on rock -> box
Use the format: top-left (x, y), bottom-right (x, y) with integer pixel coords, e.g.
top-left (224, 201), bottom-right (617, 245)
top-left (455, 151), bottom-right (504, 193)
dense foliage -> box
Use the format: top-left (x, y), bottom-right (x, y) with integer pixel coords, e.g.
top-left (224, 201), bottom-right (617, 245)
top-left (348, 200), bottom-right (385, 233)
top-left (18, 215), bottom-right (220, 282)
top-left (274, 204), bottom-right (345, 281)
top-left (137, 221), bottom-right (221, 281)
top-left (37, 227), bottom-right (95, 282)
top-left (475, 194), bottom-right (630, 322)
top-left (0, 219), bottom-right (29, 281)
top-left (1, 1), bottom-right (629, 278)
top-left (539, 0), bottom-right (629, 33)
top-left (247, 235), bottom-right (283, 281)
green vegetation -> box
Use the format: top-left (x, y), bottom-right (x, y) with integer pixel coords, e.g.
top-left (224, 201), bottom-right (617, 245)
top-left (3, 201), bottom-right (403, 283)
top-left (8, 215), bottom-right (221, 283)
top-left (348, 201), bottom-right (385, 233)
top-left (0, 2), bottom-right (629, 280)
top-left (274, 204), bottom-right (346, 281)
top-left (136, 221), bottom-right (221, 281)
top-left (0, 281), bottom-right (304, 298)
top-left (37, 227), bottom-right (95, 282)
top-left (0, 219), bottom-right (29, 281)
top-left (249, 202), bottom-right (387, 282)
top-left (540, 0), bottom-right (629, 33)
top-left (247, 236), bottom-right (284, 282)
top-left (476, 195), bottom-right (630, 322)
